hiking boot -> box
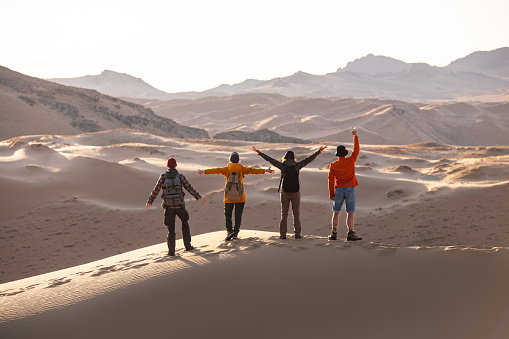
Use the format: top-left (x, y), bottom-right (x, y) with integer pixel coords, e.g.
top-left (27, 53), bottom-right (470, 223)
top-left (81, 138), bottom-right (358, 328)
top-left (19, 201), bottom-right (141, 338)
top-left (225, 232), bottom-right (235, 241)
top-left (328, 231), bottom-right (337, 241)
top-left (279, 234), bottom-right (287, 239)
top-left (232, 234), bottom-right (238, 240)
top-left (347, 231), bottom-right (362, 241)
top-left (167, 251), bottom-right (175, 256)
top-left (185, 246), bottom-right (195, 251)
top-left (294, 234), bottom-right (302, 239)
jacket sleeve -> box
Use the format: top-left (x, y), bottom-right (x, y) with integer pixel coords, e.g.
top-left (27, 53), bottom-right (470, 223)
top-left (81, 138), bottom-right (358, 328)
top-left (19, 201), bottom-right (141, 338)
top-left (258, 152), bottom-right (284, 170)
top-left (296, 150), bottom-right (321, 170)
top-left (349, 136), bottom-right (360, 162)
top-left (179, 174), bottom-right (202, 200)
top-left (242, 166), bottom-right (266, 175)
top-left (204, 167), bottom-right (229, 176)
top-left (328, 169), bottom-right (335, 199)
top-left (147, 174), bottom-right (165, 204)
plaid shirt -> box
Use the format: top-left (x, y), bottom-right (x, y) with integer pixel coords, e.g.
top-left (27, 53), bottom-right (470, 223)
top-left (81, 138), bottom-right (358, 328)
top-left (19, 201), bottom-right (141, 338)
top-left (147, 172), bottom-right (202, 209)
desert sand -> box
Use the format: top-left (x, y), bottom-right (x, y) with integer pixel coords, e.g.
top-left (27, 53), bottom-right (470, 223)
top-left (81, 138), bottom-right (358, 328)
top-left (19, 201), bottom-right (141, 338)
top-left (2, 231), bottom-right (509, 339)
top-left (1, 128), bottom-right (509, 338)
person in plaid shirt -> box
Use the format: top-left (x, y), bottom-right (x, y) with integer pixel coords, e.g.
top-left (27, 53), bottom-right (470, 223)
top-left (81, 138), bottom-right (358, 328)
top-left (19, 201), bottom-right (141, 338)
top-left (146, 158), bottom-right (208, 256)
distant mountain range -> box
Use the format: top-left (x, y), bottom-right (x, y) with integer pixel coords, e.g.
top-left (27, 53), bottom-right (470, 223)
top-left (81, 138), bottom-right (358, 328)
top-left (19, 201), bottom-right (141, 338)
top-left (49, 70), bottom-right (169, 99)
top-left (132, 92), bottom-right (509, 146)
top-left (0, 66), bottom-right (208, 141)
top-left (48, 47), bottom-right (509, 102)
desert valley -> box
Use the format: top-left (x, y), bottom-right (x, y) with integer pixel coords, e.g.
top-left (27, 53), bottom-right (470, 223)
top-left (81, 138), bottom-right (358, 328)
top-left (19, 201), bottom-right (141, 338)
top-left (1, 48), bottom-right (509, 338)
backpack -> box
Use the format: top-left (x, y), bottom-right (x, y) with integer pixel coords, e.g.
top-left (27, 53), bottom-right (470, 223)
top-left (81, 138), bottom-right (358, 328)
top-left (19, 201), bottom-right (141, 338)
top-left (162, 172), bottom-right (185, 206)
top-left (278, 165), bottom-right (299, 193)
top-left (224, 171), bottom-right (244, 201)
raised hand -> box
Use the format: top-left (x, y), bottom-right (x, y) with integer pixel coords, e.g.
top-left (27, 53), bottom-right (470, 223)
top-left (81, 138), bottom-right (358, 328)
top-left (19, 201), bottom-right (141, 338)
top-left (265, 166), bottom-right (275, 175)
top-left (196, 169), bottom-right (205, 176)
top-left (351, 129), bottom-right (357, 136)
top-left (319, 145), bottom-right (327, 153)
top-left (252, 146), bottom-right (260, 154)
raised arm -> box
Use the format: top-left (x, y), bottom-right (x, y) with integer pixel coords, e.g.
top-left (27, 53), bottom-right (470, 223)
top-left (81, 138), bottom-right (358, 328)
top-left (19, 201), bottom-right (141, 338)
top-left (350, 130), bottom-right (359, 161)
top-left (252, 146), bottom-right (284, 170)
top-left (296, 145), bottom-right (327, 170)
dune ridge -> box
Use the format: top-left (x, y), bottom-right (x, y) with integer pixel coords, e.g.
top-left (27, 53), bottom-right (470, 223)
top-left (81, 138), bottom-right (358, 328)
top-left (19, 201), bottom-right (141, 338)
top-left (2, 230), bottom-right (509, 339)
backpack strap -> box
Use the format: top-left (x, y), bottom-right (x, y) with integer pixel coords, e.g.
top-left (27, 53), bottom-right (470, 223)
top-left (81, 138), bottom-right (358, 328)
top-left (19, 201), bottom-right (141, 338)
top-left (278, 167), bottom-right (286, 193)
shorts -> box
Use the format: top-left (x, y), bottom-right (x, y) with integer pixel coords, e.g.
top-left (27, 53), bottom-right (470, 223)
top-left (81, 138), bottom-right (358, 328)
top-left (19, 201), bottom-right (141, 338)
top-left (332, 187), bottom-right (356, 213)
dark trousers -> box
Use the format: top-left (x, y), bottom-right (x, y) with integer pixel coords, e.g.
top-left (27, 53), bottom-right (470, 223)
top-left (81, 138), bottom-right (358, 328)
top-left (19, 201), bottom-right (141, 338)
top-left (224, 202), bottom-right (245, 234)
top-left (164, 207), bottom-right (192, 255)
top-left (280, 191), bottom-right (301, 236)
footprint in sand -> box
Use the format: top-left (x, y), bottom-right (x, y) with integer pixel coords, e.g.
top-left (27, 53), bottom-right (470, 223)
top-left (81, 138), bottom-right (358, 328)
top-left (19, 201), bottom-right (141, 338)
top-left (46, 277), bottom-right (72, 288)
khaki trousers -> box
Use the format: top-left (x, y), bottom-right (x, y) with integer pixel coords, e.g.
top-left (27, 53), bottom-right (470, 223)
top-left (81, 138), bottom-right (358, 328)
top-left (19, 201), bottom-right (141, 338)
top-left (280, 191), bottom-right (301, 236)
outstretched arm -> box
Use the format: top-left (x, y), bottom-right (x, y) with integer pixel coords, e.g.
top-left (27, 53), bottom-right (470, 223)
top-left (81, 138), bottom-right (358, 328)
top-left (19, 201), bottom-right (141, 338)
top-left (252, 146), bottom-right (284, 170)
top-left (297, 145), bottom-right (327, 170)
top-left (265, 167), bottom-right (275, 175)
top-left (146, 174), bottom-right (165, 208)
top-left (197, 167), bottom-right (228, 176)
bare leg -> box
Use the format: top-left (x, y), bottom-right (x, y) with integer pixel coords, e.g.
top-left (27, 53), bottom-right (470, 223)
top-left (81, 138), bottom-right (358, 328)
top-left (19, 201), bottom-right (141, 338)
top-left (332, 211), bottom-right (340, 230)
top-left (346, 212), bottom-right (355, 231)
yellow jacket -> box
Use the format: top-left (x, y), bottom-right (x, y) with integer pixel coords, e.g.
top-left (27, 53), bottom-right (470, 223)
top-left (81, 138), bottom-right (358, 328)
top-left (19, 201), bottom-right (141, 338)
top-left (205, 163), bottom-right (265, 203)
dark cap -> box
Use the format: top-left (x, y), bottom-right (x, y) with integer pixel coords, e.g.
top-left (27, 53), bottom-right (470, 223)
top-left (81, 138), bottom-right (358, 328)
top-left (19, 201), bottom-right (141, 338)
top-left (230, 152), bottom-right (240, 163)
top-left (335, 146), bottom-right (348, 157)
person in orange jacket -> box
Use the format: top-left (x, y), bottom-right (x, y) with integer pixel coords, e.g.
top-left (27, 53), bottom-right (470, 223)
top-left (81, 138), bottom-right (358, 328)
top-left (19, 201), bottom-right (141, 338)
top-left (328, 130), bottom-right (362, 241)
top-left (197, 152), bottom-right (275, 240)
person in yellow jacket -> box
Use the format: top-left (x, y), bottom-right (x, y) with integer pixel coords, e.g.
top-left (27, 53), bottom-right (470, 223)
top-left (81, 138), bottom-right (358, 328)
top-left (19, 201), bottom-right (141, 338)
top-left (197, 152), bottom-right (275, 240)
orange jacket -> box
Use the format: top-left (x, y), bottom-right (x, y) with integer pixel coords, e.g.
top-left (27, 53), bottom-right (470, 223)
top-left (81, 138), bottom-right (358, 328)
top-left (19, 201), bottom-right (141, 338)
top-left (328, 136), bottom-right (360, 198)
top-left (204, 162), bottom-right (265, 203)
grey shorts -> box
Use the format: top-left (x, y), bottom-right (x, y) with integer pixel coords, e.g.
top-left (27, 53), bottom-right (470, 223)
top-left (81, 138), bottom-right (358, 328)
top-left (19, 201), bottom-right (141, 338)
top-left (332, 187), bottom-right (356, 213)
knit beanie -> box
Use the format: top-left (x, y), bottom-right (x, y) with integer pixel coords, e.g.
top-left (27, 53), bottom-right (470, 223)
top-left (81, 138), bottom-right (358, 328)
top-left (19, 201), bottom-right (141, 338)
top-left (230, 152), bottom-right (240, 163)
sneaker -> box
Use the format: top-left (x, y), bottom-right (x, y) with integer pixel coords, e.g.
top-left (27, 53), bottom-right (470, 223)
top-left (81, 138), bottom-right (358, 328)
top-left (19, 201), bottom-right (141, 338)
top-left (185, 246), bottom-right (195, 251)
top-left (225, 232), bottom-right (235, 241)
top-left (294, 234), bottom-right (302, 239)
top-left (328, 231), bottom-right (337, 240)
top-left (347, 231), bottom-right (362, 241)
top-left (279, 235), bottom-right (287, 239)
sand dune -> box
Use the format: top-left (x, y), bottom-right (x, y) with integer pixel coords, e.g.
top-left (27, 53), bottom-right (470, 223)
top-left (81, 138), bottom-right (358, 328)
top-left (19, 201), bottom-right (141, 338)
top-left (2, 231), bottom-right (509, 339)
top-left (1, 128), bottom-right (509, 338)
top-left (2, 129), bottom-right (509, 285)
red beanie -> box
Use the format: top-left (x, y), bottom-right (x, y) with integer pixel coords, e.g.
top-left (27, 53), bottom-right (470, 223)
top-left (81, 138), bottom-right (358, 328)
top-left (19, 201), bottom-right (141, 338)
top-left (167, 158), bottom-right (177, 168)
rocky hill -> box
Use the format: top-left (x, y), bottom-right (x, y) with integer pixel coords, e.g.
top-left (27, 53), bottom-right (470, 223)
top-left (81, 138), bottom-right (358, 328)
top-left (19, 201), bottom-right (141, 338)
top-left (0, 66), bottom-right (208, 141)
top-left (49, 70), bottom-right (171, 100)
top-left (213, 128), bottom-right (311, 144)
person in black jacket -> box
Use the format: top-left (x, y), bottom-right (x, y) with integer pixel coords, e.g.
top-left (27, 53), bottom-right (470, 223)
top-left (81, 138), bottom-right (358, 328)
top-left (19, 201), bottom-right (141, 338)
top-left (252, 145), bottom-right (327, 239)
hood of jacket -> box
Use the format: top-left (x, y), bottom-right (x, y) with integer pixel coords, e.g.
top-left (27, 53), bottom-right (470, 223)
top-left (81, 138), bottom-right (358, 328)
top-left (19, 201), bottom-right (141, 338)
top-left (282, 159), bottom-right (297, 167)
top-left (165, 168), bottom-right (179, 177)
top-left (227, 162), bottom-right (244, 174)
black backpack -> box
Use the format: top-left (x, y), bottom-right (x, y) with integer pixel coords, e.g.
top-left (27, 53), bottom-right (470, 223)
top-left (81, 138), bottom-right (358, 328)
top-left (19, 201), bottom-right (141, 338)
top-left (162, 172), bottom-right (184, 206)
top-left (278, 165), bottom-right (299, 193)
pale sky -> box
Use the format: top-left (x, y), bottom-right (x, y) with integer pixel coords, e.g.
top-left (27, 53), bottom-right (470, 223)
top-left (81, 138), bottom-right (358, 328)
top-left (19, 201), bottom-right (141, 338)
top-left (1, 0), bottom-right (508, 93)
